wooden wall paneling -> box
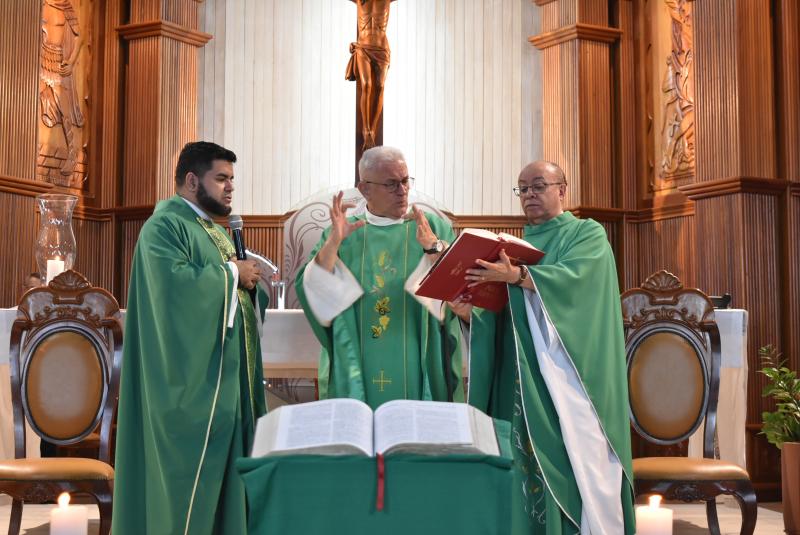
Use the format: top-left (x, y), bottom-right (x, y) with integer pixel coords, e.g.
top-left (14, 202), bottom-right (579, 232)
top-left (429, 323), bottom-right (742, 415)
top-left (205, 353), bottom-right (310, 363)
top-left (72, 216), bottom-right (114, 291)
top-left (688, 0), bottom-right (783, 498)
top-left (634, 216), bottom-right (696, 288)
top-left (0, 193), bottom-right (38, 307)
top-left (0, 0), bottom-right (39, 180)
top-left (119, 217), bottom-right (148, 307)
top-left (118, 6), bottom-right (211, 207)
top-left (775, 1), bottom-right (800, 375)
top-left (530, 0), bottom-right (621, 210)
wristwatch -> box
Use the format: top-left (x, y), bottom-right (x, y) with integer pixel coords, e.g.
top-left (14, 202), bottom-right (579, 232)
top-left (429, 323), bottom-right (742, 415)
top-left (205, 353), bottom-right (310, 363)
top-left (423, 239), bottom-right (445, 254)
top-left (514, 265), bottom-right (529, 285)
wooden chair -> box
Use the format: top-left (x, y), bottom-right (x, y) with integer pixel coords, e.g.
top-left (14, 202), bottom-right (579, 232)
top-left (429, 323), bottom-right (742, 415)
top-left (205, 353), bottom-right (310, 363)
top-left (621, 270), bottom-right (757, 535)
top-left (0, 270), bottom-right (122, 535)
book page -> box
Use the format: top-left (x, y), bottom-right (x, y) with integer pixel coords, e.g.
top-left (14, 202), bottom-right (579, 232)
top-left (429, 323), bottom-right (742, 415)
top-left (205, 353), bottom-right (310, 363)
top-left (373, 400), bottom-right (473, 455)
top-left (254, 398), bottom-right (374, 457)
top-left (498, 232), bottom-right (534, 248)
top-left (462, 228), bottom-right (501, 240)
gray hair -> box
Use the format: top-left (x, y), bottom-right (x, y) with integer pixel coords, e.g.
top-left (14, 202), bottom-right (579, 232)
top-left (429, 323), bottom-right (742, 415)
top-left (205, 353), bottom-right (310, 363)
top-left (358, 146), bottom-right (406, 179)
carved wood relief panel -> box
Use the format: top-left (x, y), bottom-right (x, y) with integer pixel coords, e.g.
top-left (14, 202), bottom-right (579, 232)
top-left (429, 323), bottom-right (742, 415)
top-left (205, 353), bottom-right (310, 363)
top-left (37, 0), bottom-right (92, 190)
top-left (643, 0), bottom-right (695, 195)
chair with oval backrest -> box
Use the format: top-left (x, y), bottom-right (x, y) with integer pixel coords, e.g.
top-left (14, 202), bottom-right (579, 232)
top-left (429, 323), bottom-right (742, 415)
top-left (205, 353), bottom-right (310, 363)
top-left (0, 270), bottom-right (121, 535)
top-left (621, 270), bottom-right (757, 535)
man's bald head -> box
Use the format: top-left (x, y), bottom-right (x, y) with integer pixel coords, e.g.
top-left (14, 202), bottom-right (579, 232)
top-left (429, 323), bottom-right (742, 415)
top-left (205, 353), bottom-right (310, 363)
top-left (516, 160), bottom-right (567, 225)
top-left (518, 160), bottom-right (566, 184)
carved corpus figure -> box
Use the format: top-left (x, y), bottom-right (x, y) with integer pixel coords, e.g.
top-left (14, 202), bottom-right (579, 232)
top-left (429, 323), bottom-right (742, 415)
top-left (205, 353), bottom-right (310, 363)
top-left (345, 0), bottom-right (396, 150)
top-left (39, 0), bottom-right (85, 184)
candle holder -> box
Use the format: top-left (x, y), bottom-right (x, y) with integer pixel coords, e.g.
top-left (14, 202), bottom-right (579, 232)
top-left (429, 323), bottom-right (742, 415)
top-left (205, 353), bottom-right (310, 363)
top-left (35, 193), bottom-right (78, 284)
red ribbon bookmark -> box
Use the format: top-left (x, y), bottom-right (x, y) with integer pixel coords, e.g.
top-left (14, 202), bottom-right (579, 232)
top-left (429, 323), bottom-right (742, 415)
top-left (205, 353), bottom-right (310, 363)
top-left (376, 453), bottom-right (385, 511)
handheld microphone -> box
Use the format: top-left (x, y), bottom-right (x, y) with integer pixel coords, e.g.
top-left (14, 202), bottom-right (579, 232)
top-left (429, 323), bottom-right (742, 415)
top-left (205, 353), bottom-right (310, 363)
top-left (228, 215), bottom-right (256, 304)
top-left (229, 215), bottom-right (247, 260)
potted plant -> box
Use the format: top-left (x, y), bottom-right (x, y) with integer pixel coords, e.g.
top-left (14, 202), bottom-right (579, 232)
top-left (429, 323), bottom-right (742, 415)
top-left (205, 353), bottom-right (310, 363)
top-left (759, 345), bottom-right (800, 534)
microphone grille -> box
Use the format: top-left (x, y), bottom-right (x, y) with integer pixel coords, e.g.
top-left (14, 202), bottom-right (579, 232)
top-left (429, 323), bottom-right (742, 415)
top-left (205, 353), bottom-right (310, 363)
top-left (228, 215), bottom-right (244, 230)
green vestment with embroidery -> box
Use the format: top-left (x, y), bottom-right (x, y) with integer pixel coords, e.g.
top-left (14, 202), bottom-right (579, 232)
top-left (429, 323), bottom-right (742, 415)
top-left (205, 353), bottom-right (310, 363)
top-left (468, 211), bottom-right (635, 534)
top-left (295, 213), bottom-right (463, 410)
top-left (112, 195), bottom-right (268, 535)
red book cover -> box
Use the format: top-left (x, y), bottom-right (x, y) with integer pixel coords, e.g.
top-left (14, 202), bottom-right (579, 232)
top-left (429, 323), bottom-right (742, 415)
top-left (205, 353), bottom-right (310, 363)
top-left (415, 229), bottom-right (545, 312)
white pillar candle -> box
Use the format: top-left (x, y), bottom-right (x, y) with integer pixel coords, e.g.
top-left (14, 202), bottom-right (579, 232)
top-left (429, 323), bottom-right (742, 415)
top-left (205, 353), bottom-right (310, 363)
top-left (46, 258), bottom-right (65, 283)
top-left (50, 492), bottom-right (88, 535)
top-left (635, 495), bottom-right (673, 535)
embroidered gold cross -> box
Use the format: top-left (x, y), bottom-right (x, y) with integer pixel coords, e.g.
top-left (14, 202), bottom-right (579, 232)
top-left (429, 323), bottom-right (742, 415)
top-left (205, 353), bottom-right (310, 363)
top-left (372, 370), bottom-right (392, 392)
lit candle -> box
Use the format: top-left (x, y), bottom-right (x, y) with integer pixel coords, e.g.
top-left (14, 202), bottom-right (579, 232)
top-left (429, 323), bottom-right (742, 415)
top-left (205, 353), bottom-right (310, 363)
top-left (46, 258), bottom-right (65, 283)
top-left (50, 492), bottom-right (87, 535)
top-left (635, 495), bottom-right (673, 535)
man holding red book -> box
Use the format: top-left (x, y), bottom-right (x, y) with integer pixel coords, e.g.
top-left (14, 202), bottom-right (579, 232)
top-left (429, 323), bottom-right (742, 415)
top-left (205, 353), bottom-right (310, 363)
top-left (456, 160), bottom-right (636, 535)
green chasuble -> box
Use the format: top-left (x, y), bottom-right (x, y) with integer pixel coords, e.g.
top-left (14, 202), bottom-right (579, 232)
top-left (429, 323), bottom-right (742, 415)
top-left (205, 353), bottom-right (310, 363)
top-left (295, 213), bottom-right (464, 409)
top-left (112, 195), bottom-right (268, 535)
top-left (468, 211), bottom-right (635, 534)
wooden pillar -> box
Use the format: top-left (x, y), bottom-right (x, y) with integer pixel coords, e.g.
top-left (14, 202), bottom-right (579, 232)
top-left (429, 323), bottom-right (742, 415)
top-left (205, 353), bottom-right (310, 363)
top-left (774, 0), bottom-right (800, 384)
top-left (678, 0), bottom-right (786, 499)
top-left (117, 0), bottom-right (211, 206)
top-left (529, 0), bottom-right (621, 209)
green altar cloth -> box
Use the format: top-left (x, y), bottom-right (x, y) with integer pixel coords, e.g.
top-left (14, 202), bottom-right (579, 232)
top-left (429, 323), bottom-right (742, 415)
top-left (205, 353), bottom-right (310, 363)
top-left (236, 421), bottom-right (513, 534)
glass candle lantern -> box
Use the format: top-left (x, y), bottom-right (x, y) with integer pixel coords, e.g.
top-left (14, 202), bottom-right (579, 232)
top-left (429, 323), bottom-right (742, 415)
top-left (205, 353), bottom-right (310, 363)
top-left (35, 193), bottom-right (78, 283)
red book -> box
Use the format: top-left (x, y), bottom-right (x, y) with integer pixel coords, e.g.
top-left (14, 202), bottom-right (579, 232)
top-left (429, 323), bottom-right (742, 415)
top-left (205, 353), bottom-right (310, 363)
top-left (415, 228), bottom-right (545, 312)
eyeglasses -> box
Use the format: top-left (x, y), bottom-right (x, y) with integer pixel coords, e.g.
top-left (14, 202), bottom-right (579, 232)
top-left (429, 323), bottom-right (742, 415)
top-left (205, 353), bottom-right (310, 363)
top-left (361, 176), bottom-right (415, 193)
top-left (513, 182), bottom-right (564, 196)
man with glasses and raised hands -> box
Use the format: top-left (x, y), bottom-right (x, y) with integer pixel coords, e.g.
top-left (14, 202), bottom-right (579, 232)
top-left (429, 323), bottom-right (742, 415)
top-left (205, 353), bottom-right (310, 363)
top-left (295, 146), bottom-right (463, 409)
top-left (452, 160), bottom-right (636, 534)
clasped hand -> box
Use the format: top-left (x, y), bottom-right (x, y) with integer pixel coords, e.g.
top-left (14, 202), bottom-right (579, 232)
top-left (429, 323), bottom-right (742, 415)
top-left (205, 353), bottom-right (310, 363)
top-left (464, 250), bottom-right (520, 288)
top-left (233, 259), bottom-right (261, 290)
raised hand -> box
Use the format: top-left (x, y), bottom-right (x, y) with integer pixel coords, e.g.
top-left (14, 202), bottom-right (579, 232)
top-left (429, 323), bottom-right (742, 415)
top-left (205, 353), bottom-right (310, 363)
top-left (315, 191), bottom-right (367, 272)
top-left (464, 249), bottom-right (521, 288)
top-left (329, 191), bottom-right (366, 245)
top-left (412, 205), bottom-right (437, 250)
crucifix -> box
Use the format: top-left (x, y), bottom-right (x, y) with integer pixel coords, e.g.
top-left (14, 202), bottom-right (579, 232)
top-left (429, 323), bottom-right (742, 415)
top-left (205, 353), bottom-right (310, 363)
top-left (346, 0), bottom-right (397, 184)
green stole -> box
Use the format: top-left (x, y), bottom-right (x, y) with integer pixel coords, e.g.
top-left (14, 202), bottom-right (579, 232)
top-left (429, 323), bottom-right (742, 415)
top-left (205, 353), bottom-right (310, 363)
top-left (198, 217), bottom-right (262, 422)
top-left (468, 211), bottom-right (635, 534)
top-left (296, 212), bottom-right (464, 410)
top-left (112, 196), bottom-right (267, 535)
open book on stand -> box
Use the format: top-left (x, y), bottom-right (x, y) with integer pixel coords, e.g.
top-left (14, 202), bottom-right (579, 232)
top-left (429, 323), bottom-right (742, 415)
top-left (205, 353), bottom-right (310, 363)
top-left (414, 228), bottom-right (544, 312)
top-left (251, 399), bottom-right (500, 458)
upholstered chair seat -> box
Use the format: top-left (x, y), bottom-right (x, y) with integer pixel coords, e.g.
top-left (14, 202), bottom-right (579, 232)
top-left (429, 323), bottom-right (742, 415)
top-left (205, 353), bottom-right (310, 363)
top-left (0, 458), bottom-right (115, 481)
top-left (633, 457), bottom-right (751, 481)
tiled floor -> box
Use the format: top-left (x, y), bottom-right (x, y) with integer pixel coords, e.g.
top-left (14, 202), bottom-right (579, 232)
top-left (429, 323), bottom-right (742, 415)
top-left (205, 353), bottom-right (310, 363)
top-left (0, 499), bottom-right (786, 534)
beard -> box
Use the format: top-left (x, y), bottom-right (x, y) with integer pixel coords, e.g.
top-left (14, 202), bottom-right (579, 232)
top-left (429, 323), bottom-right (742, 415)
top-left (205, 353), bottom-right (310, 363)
top-left (197, 180), bottom-right (231, 217)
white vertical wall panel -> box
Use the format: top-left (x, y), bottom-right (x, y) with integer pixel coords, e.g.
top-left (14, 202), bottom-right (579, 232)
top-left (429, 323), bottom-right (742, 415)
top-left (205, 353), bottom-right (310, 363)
top-left (199, 0), bottom-right (356, 215)
top-left (199, 0), bottom-right (541, 215)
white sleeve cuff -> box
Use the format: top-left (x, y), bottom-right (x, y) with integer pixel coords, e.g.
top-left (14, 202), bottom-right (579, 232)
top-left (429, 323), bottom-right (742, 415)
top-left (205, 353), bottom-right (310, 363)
top-left (303, 256), bottom-right (364, 327)
top-left (404, 254), bottom-right (445, 322)
top-left (226, 261), bottom-right (239, 328)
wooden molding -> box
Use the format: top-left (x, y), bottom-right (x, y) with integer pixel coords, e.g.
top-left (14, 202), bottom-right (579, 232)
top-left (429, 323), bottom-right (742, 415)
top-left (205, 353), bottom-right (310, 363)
top-left (111, 205), bottom-right (155, 221)
top-left (529, 23), bottom-right (622, 50)
top-left (73, 204), bottom-right (112, 222)
top-left (0, 175), bottom-right (54, 197)
top-left (453, 215), bottom-right (529, 228)
top-left (568, 206), bottom-right (627, 222)
top-left (791, 182), bottom-right (800, 197)
top-left (532, 0), bottom-right (557, 5)
top-left (679, 177), bottom-right (791, 200)
top-left (628, 201), bottom-right (695, 223)
top-left (117, 20), bottom-right (212, 47)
